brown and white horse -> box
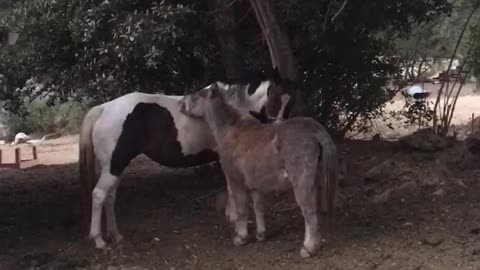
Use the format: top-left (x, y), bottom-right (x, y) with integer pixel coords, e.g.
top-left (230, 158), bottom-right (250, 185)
top-left (180, 84), bottom-right (339, 258)
top-left (79, 80), bottom-right (292, 249)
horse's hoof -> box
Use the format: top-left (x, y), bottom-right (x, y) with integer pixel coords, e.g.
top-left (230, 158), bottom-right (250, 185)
top-left (94, 240), bottom-right (107, 250)
top-left (300, 247), bottom-right (312, 259)
top-left (256, 232), bottom-right (266, 242)
top-left (112, 234), bottom-right (124, 245)
top-left (90, 233), bottom-right (107, 250)
top-left (233, 235), bottom-right (248, 246)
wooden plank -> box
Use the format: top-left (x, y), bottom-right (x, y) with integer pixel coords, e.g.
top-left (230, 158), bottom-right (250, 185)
top-left (32, 146), bottom-right (38, 160)
top-left (472, 113), bottom-right (475, 135)
top-left (0, 163), bottom-right (20, 169)
top-left (19, 159), bottom-right (40, 169)
top-left (14, 148), bottom-right (21, 167)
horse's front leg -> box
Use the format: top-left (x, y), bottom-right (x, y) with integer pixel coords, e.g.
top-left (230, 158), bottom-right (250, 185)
top-left (213, 161), bottom-right (229, 213)
top-left (225, 179), bottom-right (249, 246)
top-left (250, 191), bottom-right (266, 241)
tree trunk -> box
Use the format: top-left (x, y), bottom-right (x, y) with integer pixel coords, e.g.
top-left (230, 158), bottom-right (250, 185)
top-left (249, 0), bottom-right (308, 116)
top-left (208, 0), bottom-right (245, 81)
top-left (249, 0), bottom-right (297, 80)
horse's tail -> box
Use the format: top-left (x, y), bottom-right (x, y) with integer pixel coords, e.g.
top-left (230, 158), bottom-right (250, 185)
top-left (315, 125), bottom-right (339, 223)
top-left (79, 105), bottom-right (104, 234)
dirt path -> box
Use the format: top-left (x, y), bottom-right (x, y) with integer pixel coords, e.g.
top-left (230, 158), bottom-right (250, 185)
top-left (1, 136), bottom-right (480, 269)
top-left (355, 87), bottom-right (480, 140)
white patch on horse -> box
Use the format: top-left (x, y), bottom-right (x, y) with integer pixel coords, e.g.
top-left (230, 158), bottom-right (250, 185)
top-left (172, 106), bottom-right (216, 155)
top-left (275, 94), bottom-right (291, 122)
top-left (248, 81), bottom-right (270, 112)
top-left (93, 92), bottom-right (213, 160)
top-left (216, 81), bottom-right (230, 90)
top-left (224, 81), bottom-right (270, 117)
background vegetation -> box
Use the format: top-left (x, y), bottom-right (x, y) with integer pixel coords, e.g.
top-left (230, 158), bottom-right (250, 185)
top-left (0, 0), bottom-right (478, 138)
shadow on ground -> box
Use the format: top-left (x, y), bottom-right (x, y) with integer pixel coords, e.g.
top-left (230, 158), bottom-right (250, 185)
top-left (1, 142), bottom-right (480, 270)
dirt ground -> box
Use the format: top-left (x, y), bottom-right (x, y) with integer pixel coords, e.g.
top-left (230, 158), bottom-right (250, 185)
top-left (0, 90), bottom-right (480, 270)
top-left (356, 83), bottom-right (480, 140)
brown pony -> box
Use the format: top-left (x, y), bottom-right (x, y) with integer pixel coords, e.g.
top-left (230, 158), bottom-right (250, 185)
top-left (179, 84), bottom-right (339, 258)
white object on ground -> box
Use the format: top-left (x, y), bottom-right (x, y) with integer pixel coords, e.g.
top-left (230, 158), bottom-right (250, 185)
top-left (26, 135), bottom-right (47, 145)
top-left (406, 85), bottom-right (426, 96)
top-left (11, 132), bottom-right (31, 145)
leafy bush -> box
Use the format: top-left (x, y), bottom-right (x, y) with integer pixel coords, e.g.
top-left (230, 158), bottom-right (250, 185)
top-left (0, 0), bottom-right (218, 107)
top-left (401, 96), bottom-right (434, 128)
top-left (5, 98), bottom-right (88, 138)
top-left (0, 0), bottom-right (453, 138)
top-left (274, 0), bottom-right (451, 137)
top-left (468, 23), bottom-right (480, 80)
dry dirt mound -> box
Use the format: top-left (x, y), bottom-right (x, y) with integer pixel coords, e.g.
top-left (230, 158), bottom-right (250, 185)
top-left (341, 131), bottom-right (476, 208)
top-left (2, 136), bottom-right (480, 270)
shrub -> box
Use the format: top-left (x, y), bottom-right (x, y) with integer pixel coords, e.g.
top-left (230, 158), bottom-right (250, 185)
top-left (5, 98), bottom-right (88, 138)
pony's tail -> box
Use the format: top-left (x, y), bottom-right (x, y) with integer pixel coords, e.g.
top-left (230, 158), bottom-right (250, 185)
top-left (315, 126), bottom-right (339, 224)
top-left (79, 105), bottom-right (103, 234)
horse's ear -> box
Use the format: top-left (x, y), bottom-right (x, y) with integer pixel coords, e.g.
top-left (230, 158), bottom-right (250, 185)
top-left (272, 66), bottom-right (279, 75)
top-left (272, 67), bottom-right (282, 83)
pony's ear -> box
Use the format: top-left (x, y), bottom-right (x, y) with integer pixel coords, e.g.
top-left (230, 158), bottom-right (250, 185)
top-left (209, 83), bottom-right (220, 98)
top-left (197, 88), bottom-right (209, 98)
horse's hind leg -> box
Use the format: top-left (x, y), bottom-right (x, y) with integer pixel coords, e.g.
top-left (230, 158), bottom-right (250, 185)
top-left (292, 174), bottom-right (320, 258)
top-left (104, 183), bottom-right (123, 244)
top-left (250, 191), bottom-right (266, 241)
top-left (90, 170), bottom-right (120, 249)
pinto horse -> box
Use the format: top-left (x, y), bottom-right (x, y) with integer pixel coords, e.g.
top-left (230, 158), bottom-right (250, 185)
top-left (180, 84), bottom-right (339, 258)
top-left (79, 80), bottom-right (292, 249)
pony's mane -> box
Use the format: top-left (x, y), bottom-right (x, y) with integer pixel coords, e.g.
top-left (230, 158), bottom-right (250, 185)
top-left (215, 92), bottom-right (244, 121)
top-left (208, 89), bottom-right (258, 130)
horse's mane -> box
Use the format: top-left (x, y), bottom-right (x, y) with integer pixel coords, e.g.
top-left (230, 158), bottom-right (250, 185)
top-left (214, 82), bottom-right (257, 104)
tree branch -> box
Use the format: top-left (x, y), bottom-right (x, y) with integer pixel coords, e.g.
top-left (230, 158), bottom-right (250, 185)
top-left (331, 0), bottom-right (348, 22)
top-left (323, 0), bottom-right (334, 32)
top-left (198, 0), bottom-right (241, 14)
